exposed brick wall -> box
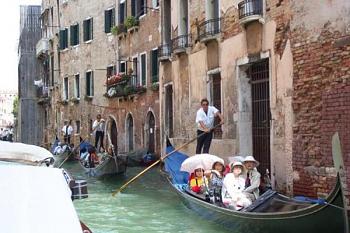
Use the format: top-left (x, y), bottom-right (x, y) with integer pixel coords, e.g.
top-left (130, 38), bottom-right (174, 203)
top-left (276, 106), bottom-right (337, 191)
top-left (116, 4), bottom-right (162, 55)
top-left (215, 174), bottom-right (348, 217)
top-left (292, 25), bottom-right (350, 200)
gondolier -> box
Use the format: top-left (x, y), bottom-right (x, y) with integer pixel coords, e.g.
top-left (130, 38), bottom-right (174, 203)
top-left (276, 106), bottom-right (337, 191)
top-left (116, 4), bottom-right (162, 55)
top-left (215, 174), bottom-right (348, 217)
top-left (195, 98), bottom-right (224, 154)
top-left (92, 114), bottom-right (105, 152)
top-left (62, 120), bottom-right (73, 144)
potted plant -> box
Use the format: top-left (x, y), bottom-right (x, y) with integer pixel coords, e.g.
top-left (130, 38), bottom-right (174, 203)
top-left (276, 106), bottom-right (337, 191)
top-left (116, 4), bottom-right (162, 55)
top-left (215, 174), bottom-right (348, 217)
top-left (111, 25), bottom-right (119, 36)
top-left (125, 16), bottom-right (139, 30)
top-left (151, 82), bottom-right (159, 91)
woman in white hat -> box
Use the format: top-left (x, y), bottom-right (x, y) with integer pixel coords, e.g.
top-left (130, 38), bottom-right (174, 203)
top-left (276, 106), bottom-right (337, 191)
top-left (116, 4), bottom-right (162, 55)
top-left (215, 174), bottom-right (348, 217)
top-left (243, 156), bottom-right (261, 201)
top-left (221, 161), bottom-right (252, 210)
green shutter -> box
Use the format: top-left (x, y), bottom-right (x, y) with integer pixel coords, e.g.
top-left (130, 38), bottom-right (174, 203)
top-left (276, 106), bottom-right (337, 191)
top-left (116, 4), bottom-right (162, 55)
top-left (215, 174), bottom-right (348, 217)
top-left (104, 10), bottom-right (109, 33)
top-left (90, 18), bottom-right (93, 40)
top-left (59, 30), bottom-right (64, 49)
top-left (111, 8), bottom-right (115, 27)
top-left (64, 28), bottom-right (68, 48)
top-left (141, 54), bottom-right (146, 86)
top-left (83, 20), bottom-right (87, 41)
top-left (91, 71), bottom-right (94, 96)
top-left (70, 26), bottom-right (74, 45)
top-left (76, 24), bottom-right (79, 45)
top-left (152, 49), bottom-right (158, 82)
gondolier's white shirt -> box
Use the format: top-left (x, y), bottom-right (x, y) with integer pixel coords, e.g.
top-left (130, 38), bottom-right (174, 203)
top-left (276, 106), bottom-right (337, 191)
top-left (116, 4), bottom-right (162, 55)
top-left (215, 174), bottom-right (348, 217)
top-left (93, 119), bottom-right (105, 132)
top-left (196, 106), bottom-right (219, 130)
top-left (61, 125), bottom-right (73, 136)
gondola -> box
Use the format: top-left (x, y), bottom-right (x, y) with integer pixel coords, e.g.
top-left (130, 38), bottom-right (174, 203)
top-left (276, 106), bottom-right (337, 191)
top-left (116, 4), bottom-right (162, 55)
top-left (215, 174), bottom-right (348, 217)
top-left (163, 143), bottom-right (348, 233)
top-left (79, 153), bottom-right (128, 177)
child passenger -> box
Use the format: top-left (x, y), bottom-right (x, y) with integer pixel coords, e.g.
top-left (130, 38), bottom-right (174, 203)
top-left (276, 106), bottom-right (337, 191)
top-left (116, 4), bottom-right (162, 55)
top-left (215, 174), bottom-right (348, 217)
top-left (222, 162), bottom-right (252, 210)
top-left (205, 161), bottom-right (225, 201)
top-left (189, 166), bottom-right (208, 194)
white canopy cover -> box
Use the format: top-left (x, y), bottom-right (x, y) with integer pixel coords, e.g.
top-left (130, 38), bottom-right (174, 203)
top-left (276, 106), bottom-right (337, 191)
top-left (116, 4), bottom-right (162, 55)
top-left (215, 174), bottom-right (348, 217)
top-left (0, 165), bottom-right (83, 233)
top-left (0, 141), bottom-right (53, 163)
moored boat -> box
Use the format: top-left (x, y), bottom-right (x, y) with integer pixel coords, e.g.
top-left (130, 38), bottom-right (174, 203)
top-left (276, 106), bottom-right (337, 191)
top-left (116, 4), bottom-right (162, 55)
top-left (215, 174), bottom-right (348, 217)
top-left (163, 144), bottom-right (347, 233)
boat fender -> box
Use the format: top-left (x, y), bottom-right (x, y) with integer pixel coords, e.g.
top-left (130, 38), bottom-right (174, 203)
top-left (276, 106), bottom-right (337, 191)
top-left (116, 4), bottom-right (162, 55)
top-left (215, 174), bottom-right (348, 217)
top-left (71, 180), bottom-right (88, 200)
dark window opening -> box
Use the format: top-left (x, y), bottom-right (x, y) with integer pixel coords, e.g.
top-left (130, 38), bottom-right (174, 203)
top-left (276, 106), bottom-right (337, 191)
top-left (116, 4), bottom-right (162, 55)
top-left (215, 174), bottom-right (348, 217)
top-left (151, 49), bottom-right (158, 83)
top-left (104, 8), bottom-right (115, 33)
top-left (70, 24), bottom-right (79, 46)
top-left (83, 18), bottom-right (93, 41)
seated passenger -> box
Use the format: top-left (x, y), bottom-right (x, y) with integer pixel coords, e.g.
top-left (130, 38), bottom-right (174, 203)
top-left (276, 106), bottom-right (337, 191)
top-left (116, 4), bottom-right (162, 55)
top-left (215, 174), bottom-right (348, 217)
top-left (222, 162), bottom-right (252, 210)
top-left (205, 161), bottom-right (225, 202)
top-left (189, 166), bottom-right (208, 194)
top-left (88, 147), bottom-right (99, 168)
top-left (243, 156), bottom-right (261, 202)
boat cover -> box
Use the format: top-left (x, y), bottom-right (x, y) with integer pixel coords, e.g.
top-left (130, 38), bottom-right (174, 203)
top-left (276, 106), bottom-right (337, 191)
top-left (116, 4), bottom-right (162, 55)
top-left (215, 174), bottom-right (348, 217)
top-left (0, 141), bottom-right (53, 163)
top-left (164, 146), bottom-right (189, 185)
top-left (0, 165), bottom-right (83, 233)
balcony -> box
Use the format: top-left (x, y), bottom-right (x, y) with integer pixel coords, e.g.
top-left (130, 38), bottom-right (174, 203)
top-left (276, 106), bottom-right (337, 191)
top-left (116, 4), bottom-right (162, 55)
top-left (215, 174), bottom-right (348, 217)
top-left (171, 34), bottom-right (191, 55)
top-left (36, 38), bottom-right (49, 58)
top-left (198, 18), bottom-right (222, 42)
top-left (158, 43), bottom-right (172, 61)
top-left (105, 74), bottom-right (146, 99)
top-left (36, 86), bottom-right (50, 105)
top-left (238, 0), bottom-right (264, 25)
top-left (114, 24), bottom-right (127, 40)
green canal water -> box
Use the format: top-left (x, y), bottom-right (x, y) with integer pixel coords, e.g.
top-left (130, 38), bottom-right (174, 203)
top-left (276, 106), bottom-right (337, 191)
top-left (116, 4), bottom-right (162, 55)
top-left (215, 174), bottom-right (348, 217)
top-left (63, 162), bottom-right (231, 233)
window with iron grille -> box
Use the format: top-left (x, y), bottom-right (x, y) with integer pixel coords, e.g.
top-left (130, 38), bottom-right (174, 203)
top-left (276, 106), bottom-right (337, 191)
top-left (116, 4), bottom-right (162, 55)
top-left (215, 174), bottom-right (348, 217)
top-left (151, 49), bottom-right (158, 83)
top-left (70, 24), bottom-right (79, 46)
top-left (63, 77), bottom-right (69, 100)
top-left (59, 28), bottom-right (68, 49)
top-left (209, 73), bottom-right (222, 139)
top-left (83, 18), bottom-right (93, 41)
top-left (86, 71), bottom-right (94, 97)
top-left (104, 8), bottom-right (115, 33)
top-left (74, 74), bottom-right (80, 98)
top-left (140, 53), bottom-right (147, 86)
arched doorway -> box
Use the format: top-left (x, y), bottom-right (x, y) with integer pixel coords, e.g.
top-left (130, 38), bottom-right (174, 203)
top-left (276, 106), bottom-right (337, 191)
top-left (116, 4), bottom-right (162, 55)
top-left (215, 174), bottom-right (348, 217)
top-left (109, 119), bottom-right (118, 153)
top-left (145, 111), bottom-right (155, 153)
top-left (126, 114), bottom-right (134, 152)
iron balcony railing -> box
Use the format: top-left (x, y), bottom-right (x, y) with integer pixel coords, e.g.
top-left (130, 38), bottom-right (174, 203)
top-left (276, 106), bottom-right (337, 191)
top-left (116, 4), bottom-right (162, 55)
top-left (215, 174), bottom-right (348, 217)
top-left (238, 0), bottom-right (263, 19)
top-left (158, 43), bottom-right (172, 59)
top-left (198, 18), bottom-right (222, 41)
top-left (171, 34), bottom-right (191, 53)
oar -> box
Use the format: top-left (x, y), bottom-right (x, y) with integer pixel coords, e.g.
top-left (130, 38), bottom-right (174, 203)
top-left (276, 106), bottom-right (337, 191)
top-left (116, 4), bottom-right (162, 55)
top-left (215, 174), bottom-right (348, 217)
top-left (112, 124), bottom-right (222, 196)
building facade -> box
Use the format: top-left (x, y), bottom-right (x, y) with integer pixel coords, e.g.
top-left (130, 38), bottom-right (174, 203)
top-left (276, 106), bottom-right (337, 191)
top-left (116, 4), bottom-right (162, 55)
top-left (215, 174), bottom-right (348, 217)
top-left (39, 0), bottom-right (161, 155)
top-left (158, 0), bottom-right (350, 209)
top-left (18, 5), bottom-right (45, 145)
top-left (0, 90), bottom-right (17, 128)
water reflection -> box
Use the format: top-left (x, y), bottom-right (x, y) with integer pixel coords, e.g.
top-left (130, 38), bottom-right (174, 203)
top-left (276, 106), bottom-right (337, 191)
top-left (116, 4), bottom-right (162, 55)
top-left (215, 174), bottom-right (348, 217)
top-left (64, 162), bottom-right (230, 233)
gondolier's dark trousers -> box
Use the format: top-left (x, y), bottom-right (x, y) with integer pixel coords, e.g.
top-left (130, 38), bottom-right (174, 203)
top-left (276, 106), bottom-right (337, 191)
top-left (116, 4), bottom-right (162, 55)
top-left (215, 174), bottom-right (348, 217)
top-left (196, 130), bottom-right (213, 154)
top-left (64, 135), bottom-right (71, 145)
top-left (95, 131), bottom-right (104, 150)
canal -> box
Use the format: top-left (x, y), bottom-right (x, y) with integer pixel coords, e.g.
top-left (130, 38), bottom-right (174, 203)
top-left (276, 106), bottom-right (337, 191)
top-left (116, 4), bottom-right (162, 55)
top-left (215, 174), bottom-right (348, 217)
top-left (64, 162), bottom-right (230, 233)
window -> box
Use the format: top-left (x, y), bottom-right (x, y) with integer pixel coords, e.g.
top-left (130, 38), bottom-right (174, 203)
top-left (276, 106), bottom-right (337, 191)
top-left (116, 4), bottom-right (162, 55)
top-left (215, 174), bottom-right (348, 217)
top-left (140, 53), bottom-right (147, 86)
top-left (74, 74), bottom-right (80, 98)
top-left (132, 57), bottom-right (138, 86)
top-left (83, 18), bottom-right (93, 42)
top-left (63, 77), bottom-right (69, 100)
top-left (59, 28), bottom-right (68, 49)
top-left (86, 71), bottom-right (94, 97)
top-left (151, 49), bottom-right (158, 83)
top-left (50, 56), bottom-right (54, 86)
top-left (70, 24), bottom-right (79, 46)
top-left (165, 84), bottom-right (173, 137)
top-left (107, 65), bottom-right (115, 78)
top-left (104, 8), bottom-right (115, 33)
top-left (152, 0), bottom-right (159, 8)
top-left (119, 61), bottom-right (126, 74)
top-left (76, 120), bottom-right (80, 134)
top-left (132, 0), bottom-right (147, 18)
top-left (119, 0), bottom-right (126, 24)
top-left (208, 73), bottom-right (222, 138)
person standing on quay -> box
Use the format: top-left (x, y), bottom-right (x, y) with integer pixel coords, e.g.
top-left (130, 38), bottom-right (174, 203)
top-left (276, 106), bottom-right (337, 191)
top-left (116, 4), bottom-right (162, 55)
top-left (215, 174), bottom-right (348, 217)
top-left (195, 98), bottom-right (224, 154)
top-left (92, 114), bottom-right (105, 151)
